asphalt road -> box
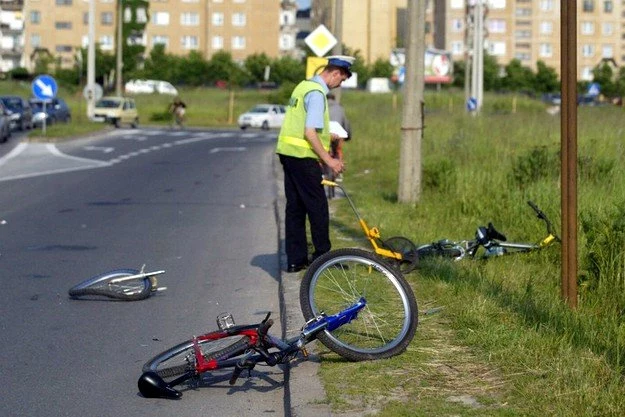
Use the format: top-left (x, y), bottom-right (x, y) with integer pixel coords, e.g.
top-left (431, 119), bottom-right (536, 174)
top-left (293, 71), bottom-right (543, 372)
top-left (0, 127), bottom-right (286, 416)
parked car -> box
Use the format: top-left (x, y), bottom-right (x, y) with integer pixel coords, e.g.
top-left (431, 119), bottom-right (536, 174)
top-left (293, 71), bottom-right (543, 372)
top-left (0, 100), bottom-right (11, 143)
top-left (92, 96), bottom-right (139, 128)
top-left (125, 79), bottom-right (178, 95)
top-left (0, 96), bottom-right (33, 131)
top-left (30, 98), bottom-right (72, 126)
top-left (237, 104), bottom-right (286, 130)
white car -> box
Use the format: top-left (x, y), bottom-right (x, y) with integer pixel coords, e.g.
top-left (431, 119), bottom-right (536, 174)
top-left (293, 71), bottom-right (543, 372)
top-left (125, 79), bottom-right (178, 96)
top-left (237, 104), bottom-right (286, 130)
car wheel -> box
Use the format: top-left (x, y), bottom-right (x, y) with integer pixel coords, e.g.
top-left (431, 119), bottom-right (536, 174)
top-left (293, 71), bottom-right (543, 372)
top-left (113, 118), bottom-right (120, 128)
top-left (240, 125), bottom-right (247, 130)
top-left (261, 120), bottom-right (269, 130)
top-left (131, 118), bottom-right (139, 129)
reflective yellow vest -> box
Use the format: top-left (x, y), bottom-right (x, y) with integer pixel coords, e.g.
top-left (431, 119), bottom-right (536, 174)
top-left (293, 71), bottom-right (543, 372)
top-left (276, 80), bottom-right (330, 159)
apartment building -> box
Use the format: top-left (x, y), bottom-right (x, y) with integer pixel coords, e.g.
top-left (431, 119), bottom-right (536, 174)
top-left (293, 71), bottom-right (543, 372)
top-left (313, 0), bottom-right (623, 81)
top-left (0, 0), bottom-right (24, 72)
top-left (17, 0), bottom-right (297, 72)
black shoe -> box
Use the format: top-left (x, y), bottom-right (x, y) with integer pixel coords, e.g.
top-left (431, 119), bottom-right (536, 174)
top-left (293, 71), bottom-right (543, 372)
top-left (287, 263), bottom-right (307, 273)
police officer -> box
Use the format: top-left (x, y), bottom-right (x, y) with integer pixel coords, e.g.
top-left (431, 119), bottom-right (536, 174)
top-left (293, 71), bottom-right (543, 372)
top-left (276, 55), bottom-right (354, 273)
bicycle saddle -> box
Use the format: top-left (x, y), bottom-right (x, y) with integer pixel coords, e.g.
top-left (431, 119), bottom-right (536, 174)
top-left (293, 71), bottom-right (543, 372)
top-left (476, 223), bottom-right (507, 245)
top-left (138, 371), bottom-right (182, 399)
top-left (487, 222), bottom-right (507, 242)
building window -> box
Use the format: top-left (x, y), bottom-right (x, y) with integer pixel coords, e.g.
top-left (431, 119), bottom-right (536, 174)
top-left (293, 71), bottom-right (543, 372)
top-left (451, 18), bottom-right (463, 32)
top-left (450, 41), bottom-right (464, 55)
top-left (152, 35), bottom-right (169, 47)
top-left (515, 52), bottom-right (531, 61)
top-left (515, 8), bottom-right (531, 16)
top-left (100, 35), bottom-right (114, 50)
top-left (581, 22), bottom-right (594, 34)
top-left (136, 7), bottom-right (148, 23)
top-left (181, 36), bottom-right (198, 49)
top-left (152, 12), bottom-right (170, 25)
top-left (56, 0), bottom-right (72, 5)
top-left (450, 0), bottom-right (463, 8)
top-left (212, 36), bottom-right (224, 49)
top-left (602, 22), bottom-right (614, 35)
top-left (540, 21), bottom-right (553, 34)
top-left (55, 21), bottom-right (72, 29)
top-left (515, 30), bottom-right (531, 39)
top-left (181, 12), bottom-right (199, 26)
top-left (233, 0), bottom-right (245, 3)
top-left (279, 34), bottom-right (295, 50)
top-left (101, 12), bottom-right (113, 25)
top-left (602, 44), bottom-right (613, 58)
top-left (490, 0), bottom-right (506, 8)
top-left (232, 36), bottom-right (245, 49)
top-left (604, 0), bottom-right (613, 12)
top-left (30, 11), bottom-right (41, 24)
top-left (488, 41), bottom-right (506, 56)
top-left (583, 0), bottom-right (594, 12)
top-left (56, 45), bottom-right (73, 52)
top-left (581, 44), bottom-right (595, 57)
top-left (212, 12), bottom-right (224, 26)
top-left (232, 13), bottom-right (246, 27)
top-left (488, 19), bottom-right (506, 33)
top-left (581, 67), bottom-right (593, 80)
top-left (31, 34), bottom-right (41, 48)
top-left (540, 0), bottom-right (553, 11)
top-left (539, 43), bottom-right (553, 57)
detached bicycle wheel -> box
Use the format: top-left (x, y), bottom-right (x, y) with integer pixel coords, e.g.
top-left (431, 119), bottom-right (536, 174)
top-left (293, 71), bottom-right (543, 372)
top-left (68, 269), bottom-right (151, 301)
top-left (142, 334), bottom-right (252, 380)
top-left (383, 236), bottom-right (418, 273)
top-left (300, 248), bottom-right (418, 361)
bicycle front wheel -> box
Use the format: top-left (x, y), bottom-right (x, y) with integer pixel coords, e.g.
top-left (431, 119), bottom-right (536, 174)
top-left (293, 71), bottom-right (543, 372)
top-left (300, 248), bottom-right (418, 361)
top-left (68, 269), bottom-right (152, 301)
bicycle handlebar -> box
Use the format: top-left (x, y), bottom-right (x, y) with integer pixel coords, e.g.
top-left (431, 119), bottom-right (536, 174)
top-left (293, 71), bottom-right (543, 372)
top-left (527, 201), bottom-right (560, 241)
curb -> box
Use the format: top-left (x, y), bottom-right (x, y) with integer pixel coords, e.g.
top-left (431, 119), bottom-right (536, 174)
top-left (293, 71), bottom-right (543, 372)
top-left (273, 155), bottom-right (333, 417)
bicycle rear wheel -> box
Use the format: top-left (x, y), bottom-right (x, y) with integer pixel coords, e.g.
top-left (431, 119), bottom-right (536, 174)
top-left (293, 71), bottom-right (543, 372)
top-left (300, 248), bottom-right (418, 361)
top-left (416, 242), bottom-right (463, 260)
top-left (142, 334), bottom-right (252, 380)
top-left (68, 269), bottom-right (151, 301)
top-left (383, 236), bottom-right (418, 273)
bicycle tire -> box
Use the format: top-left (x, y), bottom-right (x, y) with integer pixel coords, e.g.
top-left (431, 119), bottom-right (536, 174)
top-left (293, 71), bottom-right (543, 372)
top-left (68, 269), bottom-right (152, 301)
top-left (142, 335), bottom-right (252, 380)
top-left (300, 248), bottom-right (418, 361)
top-left (382, 236), bottom-right (418, 273)
top-left (416, 243), bottom-right (463, 260)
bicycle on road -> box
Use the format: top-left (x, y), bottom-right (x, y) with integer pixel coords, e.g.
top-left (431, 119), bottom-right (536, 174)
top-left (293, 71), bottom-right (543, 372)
top-left (68, 265), bottom-right (166, 301)
top-left (322, 179), bottom-right (419, 273)
top-left (138, 248), bottom-right (418, 399)
top-left (416, 201), bottom-right (560, 261)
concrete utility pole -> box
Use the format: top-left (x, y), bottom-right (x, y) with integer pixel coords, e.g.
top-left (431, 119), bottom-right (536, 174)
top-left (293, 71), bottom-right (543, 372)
top-left (398, 0), bottom-right (425, 204)
top-left (87, 0), bottom-right (96, 118)
top-left (470, 0), bottom-right (484, 113)
top-left (115, 0), bottom-right (123, 96)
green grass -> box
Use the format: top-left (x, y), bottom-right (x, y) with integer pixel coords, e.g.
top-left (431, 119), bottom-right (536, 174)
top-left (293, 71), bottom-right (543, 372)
top-left (317, 90), bottom-right (625, 416)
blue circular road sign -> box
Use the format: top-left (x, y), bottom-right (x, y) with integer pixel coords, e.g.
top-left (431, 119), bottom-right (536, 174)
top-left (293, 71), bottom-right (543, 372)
top-left (32, 74), bottom-right (58, 100)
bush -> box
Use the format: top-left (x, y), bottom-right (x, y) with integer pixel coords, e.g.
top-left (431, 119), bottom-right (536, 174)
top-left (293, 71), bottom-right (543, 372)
top-left (508, 146), bottom-right (559, 189)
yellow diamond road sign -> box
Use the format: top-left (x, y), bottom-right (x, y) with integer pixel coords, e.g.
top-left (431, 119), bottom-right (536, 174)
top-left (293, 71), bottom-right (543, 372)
top-left (305, 24), bottom-right (338, 57)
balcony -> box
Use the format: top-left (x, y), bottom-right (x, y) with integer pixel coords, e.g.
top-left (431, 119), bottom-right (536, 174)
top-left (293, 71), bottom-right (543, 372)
top-left (0, 0), bottom-right (24, 12)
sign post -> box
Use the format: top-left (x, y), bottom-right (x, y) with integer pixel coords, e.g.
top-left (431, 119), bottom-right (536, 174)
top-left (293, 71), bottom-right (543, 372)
top-left (32, 74), bottom-right (58, 135)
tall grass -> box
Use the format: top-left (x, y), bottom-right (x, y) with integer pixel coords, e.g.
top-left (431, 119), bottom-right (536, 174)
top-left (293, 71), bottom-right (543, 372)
top-left (324, 89), bottom-right (625, 415)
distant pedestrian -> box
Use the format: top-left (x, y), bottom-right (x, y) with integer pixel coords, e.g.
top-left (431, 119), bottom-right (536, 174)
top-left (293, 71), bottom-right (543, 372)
top-left (169, 97), bottom-right (186, 129)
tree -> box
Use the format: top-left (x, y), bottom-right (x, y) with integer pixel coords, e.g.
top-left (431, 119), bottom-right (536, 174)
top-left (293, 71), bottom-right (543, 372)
top-left (482, 53), bottom-right (501, 91)
top-left (533, 60), bottom-right (559, 93)
top-left (592, 60), bottom-right (617, 98)
top-left (501, 58), bottom-right (533, 92)
top-left (244, 53), bottom-right (272, 83)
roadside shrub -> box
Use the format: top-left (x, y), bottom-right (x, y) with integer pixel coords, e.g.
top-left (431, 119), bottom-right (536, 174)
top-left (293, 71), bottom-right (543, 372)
top-left (423, 158), bottom-right (457, 193)
top-left (578, 154), bottom-right (616, 184)
top-left (266, 81), bottom-right (295, 105)
top-left (150, 110), bottom-right (171, 122)
top-left (508, 146), bottom-right (559, 189)
top-left (580, 204), bottom-right (625, 309)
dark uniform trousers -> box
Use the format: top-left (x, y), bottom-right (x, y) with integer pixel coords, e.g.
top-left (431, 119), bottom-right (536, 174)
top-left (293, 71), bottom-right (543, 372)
top-left (279, 154), bottom-right (330, 266)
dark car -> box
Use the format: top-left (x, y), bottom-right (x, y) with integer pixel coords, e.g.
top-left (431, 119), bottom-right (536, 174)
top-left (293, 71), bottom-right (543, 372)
top-left (0, 100), bottom-right (11, 143)
top-left (0, 96), bottom-right (33, 131)
top-left (30, 97), bottom-right (72, 126)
